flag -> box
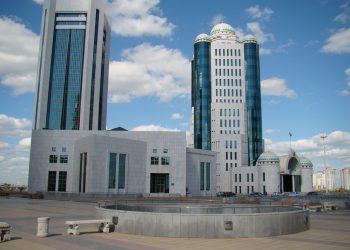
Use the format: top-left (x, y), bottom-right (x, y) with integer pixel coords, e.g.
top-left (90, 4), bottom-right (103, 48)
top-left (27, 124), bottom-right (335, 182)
top-left (289, 132), bottom-right (292, 137)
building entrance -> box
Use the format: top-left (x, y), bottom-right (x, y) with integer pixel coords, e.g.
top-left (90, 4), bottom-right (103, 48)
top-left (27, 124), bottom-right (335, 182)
top-left (150, 174), bottom-right (169, 193)
top-left (281, 174), bottom-right (301, 193)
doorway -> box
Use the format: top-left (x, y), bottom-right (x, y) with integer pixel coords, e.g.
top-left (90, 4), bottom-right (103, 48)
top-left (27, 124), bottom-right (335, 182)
top-left (150, 173), bottom-right (169, 193)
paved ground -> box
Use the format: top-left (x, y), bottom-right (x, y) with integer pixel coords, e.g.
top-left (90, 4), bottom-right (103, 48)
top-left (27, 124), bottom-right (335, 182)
top-left (0, 197), bottom-right (350, 250)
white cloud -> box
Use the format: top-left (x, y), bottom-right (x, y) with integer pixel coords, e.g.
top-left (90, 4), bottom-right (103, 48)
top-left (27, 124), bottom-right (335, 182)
top-left (246, 22), bottom-right (274, 44)
top-left (265, 131), bottom-right (350, 167)
top-left (340, 90), bottom-right (350, 96)
top-left (0, 17), bottom-right (39, 95)
top-left (246, 5), bottom-right (274, 21)
top-left (0, 114), bottom-right (32, 137)
top-left (131, 124), bottom-right (179, 132)
top-left (0, 155), bottom-right (4, 161)
top-left (0, 141), bottom-right (11, 150)
top-left (171, 113), bottom-right (183, 120)
top-left (261, 77), bottom-right (297, 98)
top-left (321, 28), bottom-right (350, 54)
top-left (107, 0), bottom-right (175, 37)
top-left (16, 137), bottom-right (31, 152)
top-left (0, 156), bottom-right (29, 185)
top-left (304, 40), bottom-right (319, 47)
top-left (108, 43), bottom-right (191, 103)
top-left (334, 3), bottom-right (350, 23)
top-left (259, 48), bottom-right (272, 55)
top-left (211, 14), bottom-right (226, 26)
top-left (345, 68), bottom-right (350, 86)
top-left (32, 0), bottom-right (44, 4)
top-left (264, 129), bottom-right (280, 135)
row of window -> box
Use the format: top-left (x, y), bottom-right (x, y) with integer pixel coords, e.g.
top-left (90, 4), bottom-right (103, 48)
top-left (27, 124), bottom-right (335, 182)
top-left (220, 119), bottom-right (240, 128)
top-left (225, 151), bottom-right (238, 161)
top-left (215, 88), bottom-right (243, 98)
top-left (47, 171), bottom-right (67, 192)
top-left (214, 48), bottom-right (241, 57)
top-left (51, 147), bottom-right (67, 152)
top-left (220, 129), bottom-right (241, 135)
top-left (225, 140), bottom-right (238, 149)
top-left (49, 155), bottom-right (68, 163)
top-left (232, 186), bottom-right (266, 194)
top-left (219, 108), bottom-right (240, 117)
top-left (225, 162), bottom-right (238, 171)
top-left (215, 78), bottom-right (242, 87)
top-left (215, 58), bottom-right (241, 67)
top-left (152, 148), bottom-right (168, 154)
top-left (215, 99), bottom-right (243, 103)
top-left (150, 156), bottom-right (170, 165)
top-left (215, 68), bottom-right (242, 77)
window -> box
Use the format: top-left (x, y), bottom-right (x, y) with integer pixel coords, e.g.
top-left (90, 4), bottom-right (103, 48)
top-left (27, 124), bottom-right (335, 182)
top-left (239, 186), bottom-right (241, 193)
top-left (200, 162), bottom-right (205, 190)
top-left (239, 174), bottom-right (241, 182)
top-left (152, 149), bottom-right (157, 154)
top-left (60, 155), bottom-right (68, 163)
top-left (251, 173), bottom-right (254, 182)
top-left (226, 163), bottom-right (228, 171)
top-left (118, 154), bottom-right (126, 189)
top-left (263, 185), bottom-right (266, 194)
top-left (161, 156), bottom-right (170, 165)
top-left (247, 173), bottom-right (249, 182)
top-left (235, 174), bottom-right (237, 182)
top-left (252, 186), bottom-right (254, 192)
top-left (163, 149), bottom-right (168, 154)
top-left (62, 147), bottom-right (66, 152)
top-left (235, 186), bottom-right (237, 193)
top-left (49, 155), bottom-right (58, 163)
top-left (235, 152), bottom-right (237, 160)
top-left (206, 163), bottom-right (210, 191)
top-left (247, 186), bottom-right (250, 194)
top-left (108, 153), bottom-right (117, 189)
top-left (47, 171), bottom-right (56, 191)
top-left (151, 156), bottom-right (159, 165)
top-left (52, 147), bottom-right (56, 152)
top-left (58, 171), bottom-right (67, 192)
top-left (230, 152), bottom-right (233, 160)
top-left (263, 172), bottom-right (266, 182)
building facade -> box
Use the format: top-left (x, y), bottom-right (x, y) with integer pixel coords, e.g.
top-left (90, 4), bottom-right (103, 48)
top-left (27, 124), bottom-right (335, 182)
top-left (191, 23), bottom-right (263, 192)
top-left (340, 168), bottom-right (350, 190)
top-left (313, 168), bottom-right (337, 191)
top-left (28, 0), bottom-right (217, 196)
top-left (33, 0), bottom-right (110, 131)
top-left (28, 130), bottom-right (216, 196)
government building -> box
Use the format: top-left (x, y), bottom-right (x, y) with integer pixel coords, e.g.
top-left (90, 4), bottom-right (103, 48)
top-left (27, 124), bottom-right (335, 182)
top-left (190, 23), bottom-right (313, 194)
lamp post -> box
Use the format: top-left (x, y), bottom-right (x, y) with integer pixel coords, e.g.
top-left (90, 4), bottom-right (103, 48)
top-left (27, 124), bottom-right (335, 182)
top-left (320, 134), bottom-right (327, 193)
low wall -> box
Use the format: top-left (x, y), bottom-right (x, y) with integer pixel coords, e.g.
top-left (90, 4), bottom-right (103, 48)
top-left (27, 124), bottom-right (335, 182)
top-left (96, 206), bottom-right (309, 238)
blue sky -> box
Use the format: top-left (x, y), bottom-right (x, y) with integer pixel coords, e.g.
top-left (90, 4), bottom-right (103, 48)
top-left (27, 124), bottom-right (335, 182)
top-left (0, 0), bottom-right (349, 185)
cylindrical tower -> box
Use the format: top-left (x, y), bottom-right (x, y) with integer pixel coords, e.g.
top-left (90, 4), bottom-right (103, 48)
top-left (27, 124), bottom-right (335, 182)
top-left (300, 157), bottom-right (313, 193)
top-left (243, 35), bottom-right (263, 166)
top-left (192, 34), bottom-right (211, 150)
top-left (257, 151), bottom-right (280, 194)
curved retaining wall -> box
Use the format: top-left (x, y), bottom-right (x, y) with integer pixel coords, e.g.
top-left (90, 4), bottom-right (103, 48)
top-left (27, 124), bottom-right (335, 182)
top-left (96, 205), bottom-right (309, 238)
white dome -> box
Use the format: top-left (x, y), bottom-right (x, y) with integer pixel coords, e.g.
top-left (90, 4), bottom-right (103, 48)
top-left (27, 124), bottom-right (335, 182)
top-left (210, 23), bottom-right (235, 36)
top-left (257, 151), bottom-right (280, 163)
top-left (299, 157), bottom-right (313, 168)
top-left (243, 35), bottom-right (258, 43)
top-left (195, 33), bottom-right (211, 43)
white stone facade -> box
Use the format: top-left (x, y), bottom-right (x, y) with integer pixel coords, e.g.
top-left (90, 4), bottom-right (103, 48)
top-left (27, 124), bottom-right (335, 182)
top-left (340, 168), bottom-right (350, 190)
top-left (28, 130), bottom-right (216, 196)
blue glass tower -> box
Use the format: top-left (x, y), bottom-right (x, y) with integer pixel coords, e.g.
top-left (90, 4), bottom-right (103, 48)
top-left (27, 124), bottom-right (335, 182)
top-left (33, 0), bottom-right (110, 131)
top-left (192, 34), bottom-right (211, 150)
top-left (46, 14), bottom-right (86, 130)
top-left (244, 36), bottom-right (264, 166)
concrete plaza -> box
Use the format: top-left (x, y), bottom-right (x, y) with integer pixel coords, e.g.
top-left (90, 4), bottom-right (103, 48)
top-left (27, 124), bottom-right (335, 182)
top-left (0, 197), bottom-right (349, 250)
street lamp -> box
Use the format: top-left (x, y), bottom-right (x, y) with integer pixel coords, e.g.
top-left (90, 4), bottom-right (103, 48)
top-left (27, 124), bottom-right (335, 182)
top-left (320, 134), bottom-right (327, 193)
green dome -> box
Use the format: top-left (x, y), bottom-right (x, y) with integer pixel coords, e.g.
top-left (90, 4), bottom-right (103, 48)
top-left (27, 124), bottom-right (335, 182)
top-left (195, 33), bottom-right (211, 43)
top-left (299, 157), bottom-right (313, 168)
top-left (243, 35), bottom-right (258, 43)
top-left (257, 151), bottom-right (280, 163)
top-left (210, 23), bottom-right (235, 36)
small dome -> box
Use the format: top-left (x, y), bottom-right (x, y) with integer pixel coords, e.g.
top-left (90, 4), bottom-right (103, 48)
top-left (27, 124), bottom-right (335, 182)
top-left (210, 23), bottom-right (235, 36)
top-left (195, 33), bottom-right (211, 43)
top-left (299, 157), bottom-right (313, 168)
top-left (257, 151), bottom-right (280, 163)
top-left (243, 35), bottom-right (258, 43)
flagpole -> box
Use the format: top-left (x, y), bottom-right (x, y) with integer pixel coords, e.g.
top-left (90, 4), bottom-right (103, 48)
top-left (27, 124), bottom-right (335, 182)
top-left (289, 132), bottom-right (292, 149)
